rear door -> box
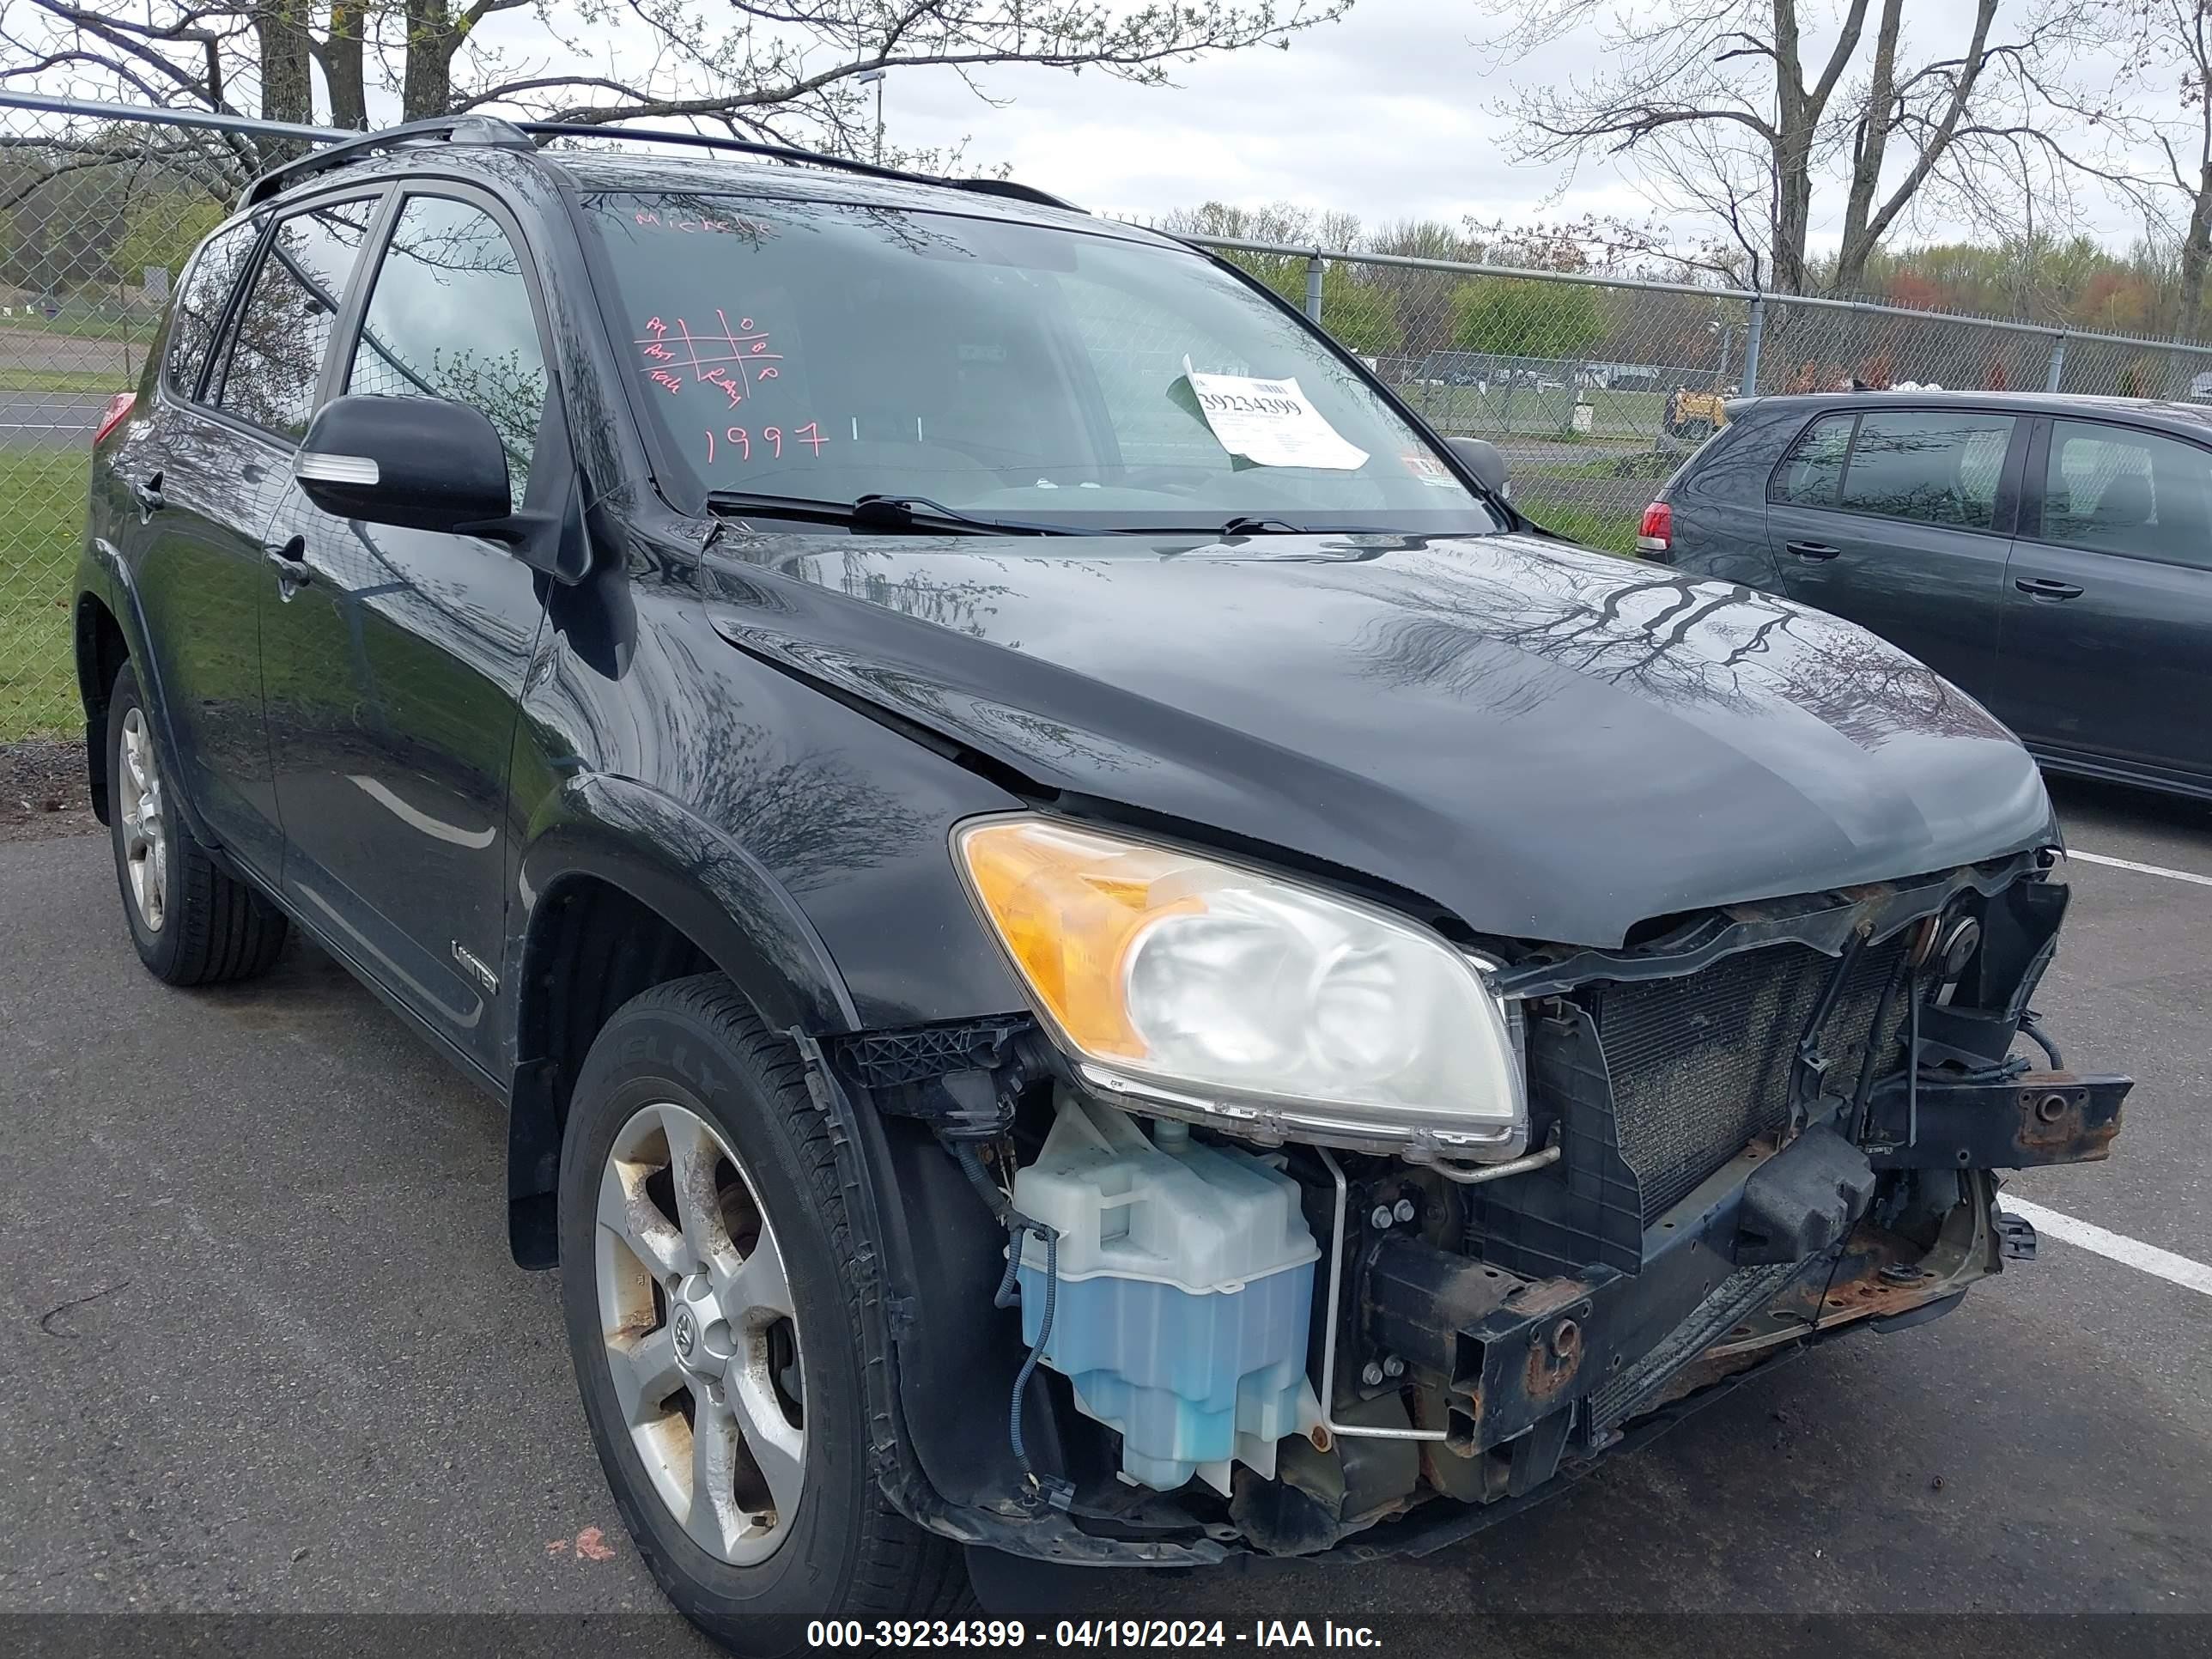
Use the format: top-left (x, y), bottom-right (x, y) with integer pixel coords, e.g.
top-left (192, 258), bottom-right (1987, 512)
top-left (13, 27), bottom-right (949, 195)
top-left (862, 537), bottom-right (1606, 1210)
top-left (1762, 404), bottom-right (2024, 704)
top-left (261, 187), bottom-right (555, 1071)
top-left (1996, 416), bottom-right (2212, 785)
top-left (114, 215), bottom-right (289, 874)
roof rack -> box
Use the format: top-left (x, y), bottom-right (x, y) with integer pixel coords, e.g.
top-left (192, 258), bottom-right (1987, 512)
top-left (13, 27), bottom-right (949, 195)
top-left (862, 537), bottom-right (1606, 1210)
top-left (240, 113), bottom-right (533, 208)
top-left (514, 121), bottom-right (1084, 213)
top-left (235, 108), bottom-right (1084, 216)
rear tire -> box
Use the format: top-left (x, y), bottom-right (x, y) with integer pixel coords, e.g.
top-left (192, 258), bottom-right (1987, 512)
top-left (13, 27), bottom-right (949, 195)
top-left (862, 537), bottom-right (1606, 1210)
top-left (557, 974), bottom-right (970, 1654)
top-left (106, 659), bottom-right (287, 987)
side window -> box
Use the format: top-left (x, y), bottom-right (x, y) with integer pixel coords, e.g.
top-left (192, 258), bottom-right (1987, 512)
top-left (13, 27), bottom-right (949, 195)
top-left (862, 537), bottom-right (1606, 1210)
top-left (1770, 412), bottom-right (1854, 507)
top-left (347, 196), bottom-right (549, 496)
top-left (1838, 410), bottom-right (2014, 530)
top-left (215, 197), bottom-right (378, 438)
top-left (2039, 421), bottom-right (2212, 568)
top-left (163, 220), bottom-right (259, 400)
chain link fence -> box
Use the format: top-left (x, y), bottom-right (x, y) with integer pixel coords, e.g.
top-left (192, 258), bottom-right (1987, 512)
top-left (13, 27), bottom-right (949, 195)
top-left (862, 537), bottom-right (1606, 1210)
top-left (1183, 233), bottom-right (2212, 558)
top-left (5, 90), bottom-right (2212, 738)
top-left (0, 93), bottom-right (322, 738)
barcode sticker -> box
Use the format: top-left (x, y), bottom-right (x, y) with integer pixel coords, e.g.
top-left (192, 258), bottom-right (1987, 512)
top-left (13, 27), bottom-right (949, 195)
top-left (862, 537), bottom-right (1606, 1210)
top-left (1182, 362), bottom-right (1368, 470)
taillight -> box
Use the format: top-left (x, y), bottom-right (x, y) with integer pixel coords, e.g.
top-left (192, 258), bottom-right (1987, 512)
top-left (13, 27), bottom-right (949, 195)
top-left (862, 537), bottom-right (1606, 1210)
top-left (94, 392), bottom-right (136, 447)
top-left (1636, 499), bottom-right (1673, 560)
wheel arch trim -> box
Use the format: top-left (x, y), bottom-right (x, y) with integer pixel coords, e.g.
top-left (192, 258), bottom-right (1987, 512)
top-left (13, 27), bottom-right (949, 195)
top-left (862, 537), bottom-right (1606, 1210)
top-left (72, 543), bottom-right (217, 847)
top-left (502, 772), bottom-right (860, 1266)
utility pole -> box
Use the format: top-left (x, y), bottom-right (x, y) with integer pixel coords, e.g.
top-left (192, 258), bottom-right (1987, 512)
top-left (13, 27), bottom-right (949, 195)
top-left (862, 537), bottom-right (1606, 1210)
top-left (857, 67), bottom-right (886, 165)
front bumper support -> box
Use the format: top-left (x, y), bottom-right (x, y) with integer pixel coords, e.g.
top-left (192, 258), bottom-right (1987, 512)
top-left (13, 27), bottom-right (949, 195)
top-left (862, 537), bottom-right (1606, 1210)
top-left (1865, 1068), bottom-right (2129, 1170)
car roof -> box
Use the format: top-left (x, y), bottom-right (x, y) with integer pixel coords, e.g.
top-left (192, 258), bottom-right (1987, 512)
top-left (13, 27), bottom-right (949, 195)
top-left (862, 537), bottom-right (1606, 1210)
top-left (540, 149), bottom-right (1174, 246)
top-left (249, 118), bottom-right (1181, 252)
top-left (1726, 388), bottom-right (2212, 437)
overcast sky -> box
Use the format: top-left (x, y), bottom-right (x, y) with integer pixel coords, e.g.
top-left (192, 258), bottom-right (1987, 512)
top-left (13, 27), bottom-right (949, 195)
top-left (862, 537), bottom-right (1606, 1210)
top-left (866, 3), bottom-right (2156, 256)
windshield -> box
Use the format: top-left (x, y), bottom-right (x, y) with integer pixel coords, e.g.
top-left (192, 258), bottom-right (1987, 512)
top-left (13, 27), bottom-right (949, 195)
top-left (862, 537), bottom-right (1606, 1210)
top-left (574, 191), bottom-right (1505, 535)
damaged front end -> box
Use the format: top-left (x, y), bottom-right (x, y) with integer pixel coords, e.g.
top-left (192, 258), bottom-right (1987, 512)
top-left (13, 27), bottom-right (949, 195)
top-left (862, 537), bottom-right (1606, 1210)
top-left (811, 846), bottom-right (2128, 1568)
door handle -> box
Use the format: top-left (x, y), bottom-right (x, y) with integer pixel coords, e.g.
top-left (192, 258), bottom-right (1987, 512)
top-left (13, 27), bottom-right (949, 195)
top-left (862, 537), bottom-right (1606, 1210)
top-left (1784, 540), bottom-right (1840, 561)
top-left (130, 472), bottom-right (165, 522)
top-left (265, 536), bottom-right (310, 586)
top-left (2014, 577), bottom-right (2083, 600)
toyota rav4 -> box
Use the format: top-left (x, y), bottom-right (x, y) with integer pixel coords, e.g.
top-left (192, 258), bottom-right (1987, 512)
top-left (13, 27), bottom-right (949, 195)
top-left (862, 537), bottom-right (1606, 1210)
top-left (74, 115), bottom-right (2128, 1654)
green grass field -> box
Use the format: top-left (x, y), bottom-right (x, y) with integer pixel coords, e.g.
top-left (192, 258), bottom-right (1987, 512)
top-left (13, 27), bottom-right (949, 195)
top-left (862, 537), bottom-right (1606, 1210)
top-left (1515, 500), bottom-right (1640, 555)
top-left (1392, 382), bottom-right (1674, 442)
top-left (0, 307), bottom-right (160, 345)
top-left (0, 450), bottom-right (90, 739)
top-left (0, 365), bottom-right (135, 395)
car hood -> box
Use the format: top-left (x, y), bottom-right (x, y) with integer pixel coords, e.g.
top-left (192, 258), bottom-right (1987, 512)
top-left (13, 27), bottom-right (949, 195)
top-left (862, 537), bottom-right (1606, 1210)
top-left (696, 530), bottom-right (2055, 947)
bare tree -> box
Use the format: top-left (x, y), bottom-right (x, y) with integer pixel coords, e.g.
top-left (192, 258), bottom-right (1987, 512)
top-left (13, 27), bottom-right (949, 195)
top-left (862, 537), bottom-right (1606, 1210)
top-left (2107, 2), bottom-right (2212, 339)
top-left (1484, 0), bottom-right (2110, 296)
top-left (1, 0), bottom-right (1349, 179)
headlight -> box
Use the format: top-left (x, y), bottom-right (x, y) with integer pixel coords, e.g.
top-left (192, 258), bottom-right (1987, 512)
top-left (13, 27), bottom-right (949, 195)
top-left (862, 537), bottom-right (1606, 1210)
top-left (953, 817), bottom-right (1526, 1157)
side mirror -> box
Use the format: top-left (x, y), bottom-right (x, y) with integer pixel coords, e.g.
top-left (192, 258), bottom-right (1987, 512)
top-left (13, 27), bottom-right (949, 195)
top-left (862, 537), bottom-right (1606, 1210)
top-left (1445, 434), bottom-right (1510, 501)
top-left (295, 394), bottom-right (513, 533)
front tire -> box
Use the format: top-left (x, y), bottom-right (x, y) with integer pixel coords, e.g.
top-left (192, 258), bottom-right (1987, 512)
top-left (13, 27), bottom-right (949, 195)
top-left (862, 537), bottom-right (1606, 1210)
top-left (106, 659), bottom-right (287, 986)
top-left (557, 975), bottom-right (969, 1653)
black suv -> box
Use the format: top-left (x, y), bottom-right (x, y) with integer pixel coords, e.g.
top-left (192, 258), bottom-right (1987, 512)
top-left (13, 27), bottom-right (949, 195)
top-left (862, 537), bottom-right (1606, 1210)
top-left (1642, 390), bottom-right (2212, 801)
top-left (76, 118), bottom-right (2127, 1650)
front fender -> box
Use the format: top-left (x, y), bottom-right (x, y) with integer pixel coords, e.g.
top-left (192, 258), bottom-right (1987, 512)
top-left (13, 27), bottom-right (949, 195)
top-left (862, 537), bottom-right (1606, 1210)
top-left (510, 769), bottom-right (861, 1042)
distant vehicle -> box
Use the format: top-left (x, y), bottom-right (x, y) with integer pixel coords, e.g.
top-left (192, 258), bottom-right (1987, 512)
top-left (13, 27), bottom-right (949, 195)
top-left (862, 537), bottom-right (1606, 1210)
top-left (1584, 362), bottom-right (1661, 391)
top-left (1415, 349), bottom-right (1493, 386)
top-left (1641, 390), bottom-right (2212, 800)
top-left (1664, 385), bottom-right (1737, 437)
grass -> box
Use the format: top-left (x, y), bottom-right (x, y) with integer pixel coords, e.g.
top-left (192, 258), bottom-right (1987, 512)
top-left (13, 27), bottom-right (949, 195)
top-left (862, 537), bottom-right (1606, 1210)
top-left (1516, 500), bottom-right (1641, 556)
top-left (0, 365), bottom-right (134, 395)
top-left (0, 307), bottom-right (160, 345)
top-left (0, 449), bottom-right (90, 740)
top-left (1390, 382), bottom-right (1672, 442)
top-left (1523, 448), bottom-right (1683, 483)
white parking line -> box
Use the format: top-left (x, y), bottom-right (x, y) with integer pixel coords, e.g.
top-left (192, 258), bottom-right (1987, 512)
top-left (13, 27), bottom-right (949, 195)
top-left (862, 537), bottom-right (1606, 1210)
top-left (2067, 849), bottom-right (2212, 889)
top-left (2000, 1197), bottom-right (2212, 1298)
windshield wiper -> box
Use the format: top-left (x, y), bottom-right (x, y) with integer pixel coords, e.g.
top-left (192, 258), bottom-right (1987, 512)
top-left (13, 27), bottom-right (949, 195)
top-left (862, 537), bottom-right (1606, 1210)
top-left (1214, 516), bottom-right (1410, 537)
top-left (705, 489), bottom-right (1079, 537)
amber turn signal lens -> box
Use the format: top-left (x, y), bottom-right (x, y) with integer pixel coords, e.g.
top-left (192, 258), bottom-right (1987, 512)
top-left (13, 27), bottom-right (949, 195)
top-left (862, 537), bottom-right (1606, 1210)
top-left (956, 819), bottom-right (1203, 1060)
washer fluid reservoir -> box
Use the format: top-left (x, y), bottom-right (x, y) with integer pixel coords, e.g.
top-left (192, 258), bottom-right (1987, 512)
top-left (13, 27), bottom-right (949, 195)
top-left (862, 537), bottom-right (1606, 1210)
top-left (1011, 1091), bottom-right (1322, 1495)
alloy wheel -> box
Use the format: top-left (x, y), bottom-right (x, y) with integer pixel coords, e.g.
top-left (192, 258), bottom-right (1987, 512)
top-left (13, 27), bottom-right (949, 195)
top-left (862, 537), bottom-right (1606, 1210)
top-left (596, 1102), bottom-right (806, 1566)
top-left (118, 706), bottom-right (167, 933)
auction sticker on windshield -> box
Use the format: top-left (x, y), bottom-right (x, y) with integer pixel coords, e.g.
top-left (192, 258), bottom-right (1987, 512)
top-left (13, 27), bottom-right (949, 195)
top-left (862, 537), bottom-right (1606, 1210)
top-left (1182, 364), bottom-right (1369, 470)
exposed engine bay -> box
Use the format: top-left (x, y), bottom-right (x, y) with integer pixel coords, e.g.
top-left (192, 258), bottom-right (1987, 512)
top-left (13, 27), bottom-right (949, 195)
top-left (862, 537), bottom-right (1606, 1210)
top-left (814, 849), bottom-right (2128, 1565)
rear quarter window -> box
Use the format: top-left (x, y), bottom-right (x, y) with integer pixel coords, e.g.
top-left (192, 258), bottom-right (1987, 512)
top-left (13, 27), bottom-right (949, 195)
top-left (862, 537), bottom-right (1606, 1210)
top-left (163, 219), bottom-right (260, 401)
top-left (1673, 412), bottom-right (1794, 503)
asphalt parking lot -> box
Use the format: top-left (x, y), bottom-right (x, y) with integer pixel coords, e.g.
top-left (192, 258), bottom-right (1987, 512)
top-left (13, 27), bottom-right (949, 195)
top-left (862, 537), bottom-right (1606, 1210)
top-left (2, 777), bottom-right (2208, 1650)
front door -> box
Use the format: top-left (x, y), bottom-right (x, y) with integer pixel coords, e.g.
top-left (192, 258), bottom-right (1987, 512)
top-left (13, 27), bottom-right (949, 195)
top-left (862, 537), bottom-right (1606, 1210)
top-left (262, 190), bottom-right (554, 1071)
top-left (1763, 406), bottom-right (2023, 709)
top-left (1997, 416), bottom-right (2212, 787)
